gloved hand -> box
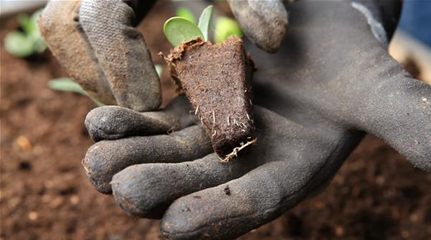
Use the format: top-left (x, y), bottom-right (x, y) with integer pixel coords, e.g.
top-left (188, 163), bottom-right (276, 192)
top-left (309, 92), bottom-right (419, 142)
top-left (82, 0), bottom-right (431, 239)
top-left (38, 0), bottom-right (288, 111)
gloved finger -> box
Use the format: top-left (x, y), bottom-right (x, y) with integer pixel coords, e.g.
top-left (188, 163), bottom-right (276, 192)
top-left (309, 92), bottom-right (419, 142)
top-left (110, 153), bottom-right (259, 219)
top-left (82, 125), bottom-right (212, 194)
top-left (85, 95), bottom-right (196, 142)
top-left (160, 157), bottom-right (339, 240)
top-left (38, 0), bottom-right (116, 105)
top-left (108, 106), bottom-right (287, 218)
top-left (350, 73), bottom-right (431, 172)
top-left (227, 0), bottom-right (288, 53)
top-left (79, 0), bottom-right (161, 112)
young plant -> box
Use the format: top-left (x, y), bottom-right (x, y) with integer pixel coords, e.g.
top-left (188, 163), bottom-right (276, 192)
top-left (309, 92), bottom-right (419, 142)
top-left (163, 5), bottom-right (256, 162)
top-left (164, 5), bottom-right (214, 46)
top-left (5, 9), bottom-right (47, 58)
top-left (165, 6), bottom-right (243, 46)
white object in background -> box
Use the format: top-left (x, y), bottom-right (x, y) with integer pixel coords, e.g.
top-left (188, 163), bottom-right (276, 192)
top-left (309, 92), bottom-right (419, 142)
top-left (0, 0), bottom-right (48, 17)
top-left (389, 30), bottom-right (431, 85)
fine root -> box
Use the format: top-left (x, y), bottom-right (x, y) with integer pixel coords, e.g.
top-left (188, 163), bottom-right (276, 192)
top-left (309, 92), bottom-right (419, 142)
top-left (219, 138), bottom-right (258, 163)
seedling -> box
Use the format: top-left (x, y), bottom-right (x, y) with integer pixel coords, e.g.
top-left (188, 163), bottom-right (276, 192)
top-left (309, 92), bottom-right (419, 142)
top-left (164, 6), bottom-right (242, 46)
top-left (164, 5), bottom-right (213, 46)
top-left (162, 6), bottom-right (256, 162)
top-left (5, 10), bottom-right (47, 58)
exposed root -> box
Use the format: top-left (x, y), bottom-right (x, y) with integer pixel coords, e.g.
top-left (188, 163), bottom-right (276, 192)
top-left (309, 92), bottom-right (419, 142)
top-left (219, 138), bottom-right (257, 163)
top-left (195, 106), bottom-right (199, 115)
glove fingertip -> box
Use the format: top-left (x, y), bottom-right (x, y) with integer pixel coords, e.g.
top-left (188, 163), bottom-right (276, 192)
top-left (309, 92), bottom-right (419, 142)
top-left (111, 166), bottom-right (166, 219)
top-left (160, 191), bottom-right (238, 240)
top-left (85, 106), bottom-right (144, 141)
top-left (160, 202), bottom-right (205, 240)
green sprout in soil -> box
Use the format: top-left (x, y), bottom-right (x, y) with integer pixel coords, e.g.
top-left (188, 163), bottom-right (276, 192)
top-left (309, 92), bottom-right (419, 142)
top-left (5, 9), bottom-right (47, 58)
top-left (164, 5), bottom-right (242, 47)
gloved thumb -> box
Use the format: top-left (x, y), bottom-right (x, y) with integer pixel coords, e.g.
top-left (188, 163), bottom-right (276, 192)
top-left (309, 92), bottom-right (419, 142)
top-left (227, 0), bottom-right (288, 53)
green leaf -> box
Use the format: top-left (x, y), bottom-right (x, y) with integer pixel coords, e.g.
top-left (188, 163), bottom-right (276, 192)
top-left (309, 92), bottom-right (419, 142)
top-left (164, 17), bottom-right (204, 46)
top-left (31, 9), bottom-right (43, 26)
top-left (176, 7), bottom-right (196, 24)
top-left (34, 38), bottom-right (48, 54)
top-left (28, 10), bottom-right (44, 40)
top-left (17, 14), bottom-right (33, 34)
top-left (48, 78), bottom-right (88, 95)
top-left (215, 17), bottom-right (243, 43)
top-left (5, 9), bottom-right (47, 58)
top-left (198, 5), bottom-right (214, 41)
top-left (17, 10), bottom-right (42, 39)
top-left (48, 78), bottom-right (105, 106)
top-left (48, 78), bottom-right (105, 107)
top-left (4, 31), bottom-right (34, 58)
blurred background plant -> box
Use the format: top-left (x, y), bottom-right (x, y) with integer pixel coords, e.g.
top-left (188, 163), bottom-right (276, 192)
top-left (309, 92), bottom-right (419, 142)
top-left (214, 16), bottom-right (241, 43)
top-left (47, 78), bottom-right (105, 106)
top-left (176, 7), bottom-right (196, 24)
top-left (4, 9), bottom-right (47, 58)
top-left (47, 65), bottom-right (162, 106)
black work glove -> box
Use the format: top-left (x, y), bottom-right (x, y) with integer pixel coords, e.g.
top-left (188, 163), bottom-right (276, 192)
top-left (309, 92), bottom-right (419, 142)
top-left (82, 1), bottom-right (431, 239)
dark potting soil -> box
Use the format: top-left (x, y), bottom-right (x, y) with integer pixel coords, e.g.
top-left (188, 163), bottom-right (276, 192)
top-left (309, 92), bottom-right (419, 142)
top-left (165, 37), bottom-right (256, 161)
top-left (1, 1), bottom-right (430, 240)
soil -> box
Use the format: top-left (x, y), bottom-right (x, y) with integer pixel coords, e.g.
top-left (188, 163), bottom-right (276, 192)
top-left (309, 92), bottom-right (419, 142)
top-left (165, 37), bottom-right (255, 161)
top-left (1, 2), bottom-right (431, 240)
